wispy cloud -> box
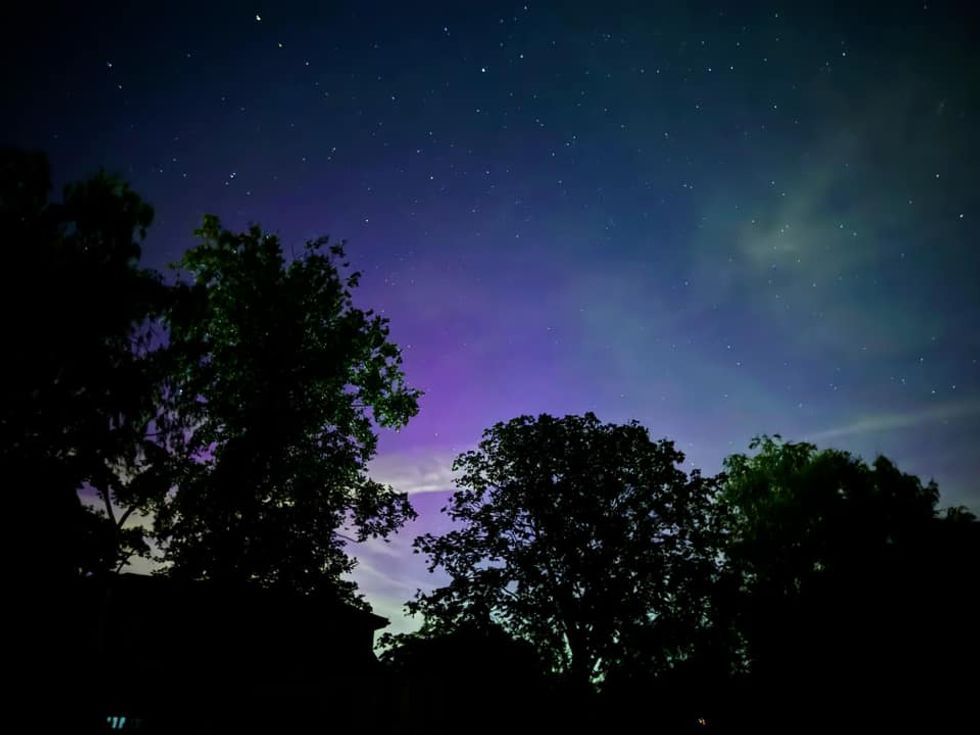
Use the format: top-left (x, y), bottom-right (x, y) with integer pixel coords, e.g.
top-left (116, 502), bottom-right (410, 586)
top-left (806, 399), bottom-right (980, 441)
top-left (348, 535), bottom-right (449, 636)
top-left (688, 81), bottom-right (959, 360)
top-left (368, 450), bottom-right (459, 495)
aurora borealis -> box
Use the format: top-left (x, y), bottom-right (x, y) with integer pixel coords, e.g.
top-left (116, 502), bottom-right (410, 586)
top-left (4, 1), bottom-right (978, 631)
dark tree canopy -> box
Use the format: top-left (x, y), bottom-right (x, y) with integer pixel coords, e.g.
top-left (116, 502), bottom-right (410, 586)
top-left (408, 412), bottom-right (721, 686)
top-left (1, 149), bottom-right (168, 579)
top-left (717, 436), bottom-right (979, 732)
top-left (155, 215), bottom-right (421, 604)
top-left (721, 435), bottom-right (941, 587)
top-left (2, 151), bottom-right (422, 607)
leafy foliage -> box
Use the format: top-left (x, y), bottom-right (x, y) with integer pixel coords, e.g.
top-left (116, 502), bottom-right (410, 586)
top-left (408, 412), bottom-right (721, 685)
top-left (155, 215), bottom-right (421, 604)
top-left (1, 149), bottom-right (168, 578)
top-left (716, 435), bottom-right (975, 731)
top-left (721, 435), bottom-right (940, 596)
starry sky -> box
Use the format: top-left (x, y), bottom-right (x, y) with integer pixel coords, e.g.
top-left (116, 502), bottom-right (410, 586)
top-left (4, 1), bottom-right (979, 631)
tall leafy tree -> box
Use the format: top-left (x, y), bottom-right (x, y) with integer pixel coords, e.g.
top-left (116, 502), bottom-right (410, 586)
top-left (719, 436), bottom-right (977, 732)
top-left (721, 435), bottom-right (940, 587)
top-left (408, 412), bottom-right (721, 687)
top-left (1, 149), bottom-right (169, 580)
top-left (156, 215), bottom-right (420, 605)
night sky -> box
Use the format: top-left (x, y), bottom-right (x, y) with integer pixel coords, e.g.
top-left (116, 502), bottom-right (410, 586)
top-left (4, 1), bottom-right (979, 631)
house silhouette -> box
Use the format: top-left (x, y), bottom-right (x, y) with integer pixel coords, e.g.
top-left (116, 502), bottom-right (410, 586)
top-left (67, 573), bottom-right (390, 734)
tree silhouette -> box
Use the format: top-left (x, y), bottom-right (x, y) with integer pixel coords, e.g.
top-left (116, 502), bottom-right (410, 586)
top-left (1, 149), bottom-right (169, 580)
top-left (407, 412), bottom-right (721, 688)
top-left (721, 435), bottom-right (940, 585)
top-left (719, 435), bottom-right (979, 732)
top-left (154, 214), bottom-right (421, 605)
